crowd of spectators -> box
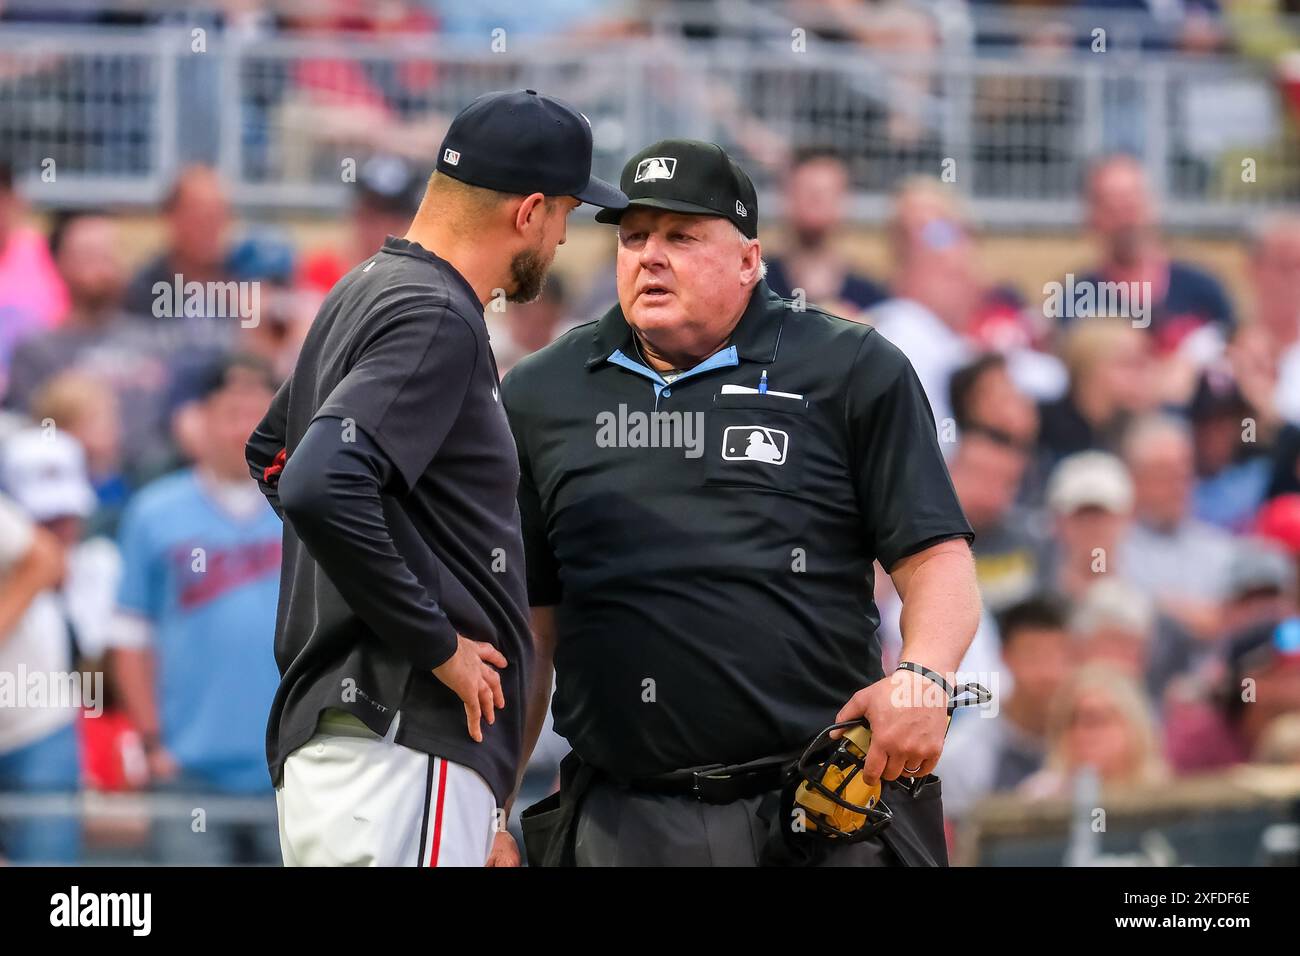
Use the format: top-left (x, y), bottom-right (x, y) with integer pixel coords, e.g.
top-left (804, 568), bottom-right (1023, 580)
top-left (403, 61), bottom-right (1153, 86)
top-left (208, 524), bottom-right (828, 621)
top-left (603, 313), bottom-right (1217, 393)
top-left (0, 118), bottom-right (1299, 863)
top-left (3, 0), bottom-right (1296, 224)
top-left (850, 153), bottom-right (1300, 847)
top-left (0, 0), bottom-right (1291, 51)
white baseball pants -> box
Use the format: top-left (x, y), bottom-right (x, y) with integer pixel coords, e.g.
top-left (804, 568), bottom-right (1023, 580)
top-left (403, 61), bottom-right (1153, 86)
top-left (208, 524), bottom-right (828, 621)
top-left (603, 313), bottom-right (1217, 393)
top-left (276, 712), bottom-right (497, 867)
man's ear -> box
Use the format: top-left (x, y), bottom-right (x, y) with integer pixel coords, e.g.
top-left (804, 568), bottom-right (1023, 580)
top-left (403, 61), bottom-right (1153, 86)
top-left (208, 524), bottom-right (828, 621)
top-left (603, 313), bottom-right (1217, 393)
top-left (739, 236), bottom-right (763, 284)
top-left (514, 192), bottom-right (548, 236)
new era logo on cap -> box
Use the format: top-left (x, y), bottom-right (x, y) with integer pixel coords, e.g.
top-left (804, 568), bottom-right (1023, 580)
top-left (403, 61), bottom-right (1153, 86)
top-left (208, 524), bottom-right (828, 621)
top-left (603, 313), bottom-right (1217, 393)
top-left (736, 199), bottom-right (747, 217)
top-left (634, 157), bottom-right (677, 183)
top-left (443, 148), bottom-right (460, 166)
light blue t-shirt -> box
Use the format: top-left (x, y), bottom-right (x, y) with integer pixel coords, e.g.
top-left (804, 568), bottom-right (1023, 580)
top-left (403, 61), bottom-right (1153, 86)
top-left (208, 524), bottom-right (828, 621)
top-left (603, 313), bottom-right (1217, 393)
top-left (116, 469), bottom-right (282, 793)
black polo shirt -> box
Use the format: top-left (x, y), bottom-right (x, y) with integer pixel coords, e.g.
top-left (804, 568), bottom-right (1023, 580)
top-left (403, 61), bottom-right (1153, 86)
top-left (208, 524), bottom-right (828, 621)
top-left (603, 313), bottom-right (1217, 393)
top-left (247, 236), bottom-right (531, 805)
top-left (501, 279), bottom-right (972, 780)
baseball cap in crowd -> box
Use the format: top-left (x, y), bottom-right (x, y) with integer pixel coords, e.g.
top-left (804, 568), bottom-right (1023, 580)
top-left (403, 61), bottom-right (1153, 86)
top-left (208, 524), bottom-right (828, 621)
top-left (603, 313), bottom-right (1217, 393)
top-left (1225, 540), bottom-right (1294, 600)
top-left (1046, 451), bottom-right (1134, 516)
top-left (1254, 495), bottom-right (1300, 555)
top-left (435, 89), bottom-right (626, 209)
top-left (1190, 365), bottom-right (1251, 422)
top-left (227, 233), bottom-right (296, 286)
top-left (0, 429), bottom-right (96, 522)
top-left (357, 154), bottom-right (426, 216)
top-left (595, 139), bottom-right (759, 239)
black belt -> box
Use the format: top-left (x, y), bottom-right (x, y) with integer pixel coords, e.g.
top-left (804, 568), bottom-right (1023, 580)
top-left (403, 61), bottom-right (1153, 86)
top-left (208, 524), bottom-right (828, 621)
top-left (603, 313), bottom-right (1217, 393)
top-left (624, 753), bottom-right (798, 804)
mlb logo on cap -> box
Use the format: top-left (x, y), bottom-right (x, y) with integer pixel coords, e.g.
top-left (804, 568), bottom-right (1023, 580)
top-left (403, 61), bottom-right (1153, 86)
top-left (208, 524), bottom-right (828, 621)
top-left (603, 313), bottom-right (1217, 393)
top-left (443, 148), bottom-right (461, 166)
top-left (634, 157), bottom-right (677, 183)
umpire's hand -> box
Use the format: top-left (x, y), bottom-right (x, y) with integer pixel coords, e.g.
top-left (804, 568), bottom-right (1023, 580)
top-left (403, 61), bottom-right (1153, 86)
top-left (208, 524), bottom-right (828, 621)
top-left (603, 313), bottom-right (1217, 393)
top-left (834, 669), bottom-right (949, 784)
top-left (432, 635), bottom-right (508, 742)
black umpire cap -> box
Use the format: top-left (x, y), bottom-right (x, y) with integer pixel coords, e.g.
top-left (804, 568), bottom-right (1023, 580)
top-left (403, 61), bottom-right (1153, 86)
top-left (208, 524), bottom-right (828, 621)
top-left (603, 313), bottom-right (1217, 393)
top-left (435, 89), bottom-right (627, 209)
top-left (594, 139), bottom-right (759, 238)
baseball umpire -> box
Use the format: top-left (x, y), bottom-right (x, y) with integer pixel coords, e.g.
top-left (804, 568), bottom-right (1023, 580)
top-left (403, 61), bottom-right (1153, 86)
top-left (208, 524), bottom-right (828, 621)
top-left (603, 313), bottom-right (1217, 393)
top-left (501, 140), bottom-right (981, 866)
top-left (244, 90), bottom-right (626, 867)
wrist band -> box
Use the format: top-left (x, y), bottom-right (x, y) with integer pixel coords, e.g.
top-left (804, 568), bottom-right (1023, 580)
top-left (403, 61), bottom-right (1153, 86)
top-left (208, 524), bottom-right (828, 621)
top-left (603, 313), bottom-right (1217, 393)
top-left (895, 661), bottom-right (954, 700)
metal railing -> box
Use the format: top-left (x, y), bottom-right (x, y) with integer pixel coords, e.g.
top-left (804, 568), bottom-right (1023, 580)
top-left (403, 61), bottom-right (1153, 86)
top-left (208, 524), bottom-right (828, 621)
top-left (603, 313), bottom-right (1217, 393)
top-left (0, 22), bottom-right (1295, 228)
top-left (0, 26), bottom-right (179, 205)
top-left (0, 790), bottom-right (280, 865)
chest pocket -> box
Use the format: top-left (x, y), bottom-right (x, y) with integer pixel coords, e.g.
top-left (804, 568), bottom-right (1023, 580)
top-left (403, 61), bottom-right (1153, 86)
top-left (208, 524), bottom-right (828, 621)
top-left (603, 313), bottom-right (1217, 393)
top-left (703, 393), bottom-right (810, 495)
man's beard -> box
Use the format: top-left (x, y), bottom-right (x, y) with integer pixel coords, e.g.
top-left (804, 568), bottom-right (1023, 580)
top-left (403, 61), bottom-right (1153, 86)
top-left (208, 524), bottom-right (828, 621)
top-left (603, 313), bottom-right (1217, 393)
top-left (507, 245), bottom-right (550, 304)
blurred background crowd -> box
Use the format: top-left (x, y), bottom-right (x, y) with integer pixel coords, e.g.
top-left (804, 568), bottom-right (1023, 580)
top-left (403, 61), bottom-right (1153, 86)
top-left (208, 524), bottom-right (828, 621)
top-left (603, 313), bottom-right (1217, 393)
top-left (1, 0), bottom-right (1299, 866)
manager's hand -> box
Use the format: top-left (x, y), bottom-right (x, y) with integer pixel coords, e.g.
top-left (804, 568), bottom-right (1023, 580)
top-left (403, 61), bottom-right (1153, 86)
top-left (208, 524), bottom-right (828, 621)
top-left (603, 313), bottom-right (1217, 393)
top-left (485, 830), bottom-right (521, 867)
top-left (835, 669), bottom-right (949, 785)
top-left (432, 635), bottom-right (507, 742)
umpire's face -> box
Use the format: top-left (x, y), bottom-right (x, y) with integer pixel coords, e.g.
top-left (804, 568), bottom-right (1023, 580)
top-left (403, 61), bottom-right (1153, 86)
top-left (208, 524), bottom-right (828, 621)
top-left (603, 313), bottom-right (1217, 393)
top-left (615, 207), bottom-right (763, 360)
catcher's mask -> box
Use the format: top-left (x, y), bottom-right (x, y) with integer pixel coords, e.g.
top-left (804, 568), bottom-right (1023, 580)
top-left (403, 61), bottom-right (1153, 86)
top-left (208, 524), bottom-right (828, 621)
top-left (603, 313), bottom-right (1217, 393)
top-left (791, 681), bottom-right (992, 843)
top-left (791, 720), bottom-right (892, 842)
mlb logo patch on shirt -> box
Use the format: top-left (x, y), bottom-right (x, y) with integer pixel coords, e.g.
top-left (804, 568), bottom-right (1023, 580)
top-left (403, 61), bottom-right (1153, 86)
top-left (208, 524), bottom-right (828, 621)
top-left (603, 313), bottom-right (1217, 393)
top-left (721, 426), bottom-right (788, 465)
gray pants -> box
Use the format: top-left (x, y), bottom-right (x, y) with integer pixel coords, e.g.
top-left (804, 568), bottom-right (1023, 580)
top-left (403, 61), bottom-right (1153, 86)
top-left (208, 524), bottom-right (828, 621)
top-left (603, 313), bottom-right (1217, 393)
top-left (572, 776), bottom-right (944, 867)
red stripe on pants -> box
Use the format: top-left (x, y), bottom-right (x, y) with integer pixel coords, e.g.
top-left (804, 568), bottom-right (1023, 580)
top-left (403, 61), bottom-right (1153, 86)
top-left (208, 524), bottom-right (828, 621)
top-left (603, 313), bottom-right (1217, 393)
top-left (427, 758), bottom-right (449, 866)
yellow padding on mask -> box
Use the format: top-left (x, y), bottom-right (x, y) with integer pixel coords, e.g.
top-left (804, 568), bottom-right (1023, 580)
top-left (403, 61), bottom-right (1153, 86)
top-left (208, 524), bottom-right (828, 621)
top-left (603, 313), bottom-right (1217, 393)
top-left (794, 724), bottom-right (881, 835)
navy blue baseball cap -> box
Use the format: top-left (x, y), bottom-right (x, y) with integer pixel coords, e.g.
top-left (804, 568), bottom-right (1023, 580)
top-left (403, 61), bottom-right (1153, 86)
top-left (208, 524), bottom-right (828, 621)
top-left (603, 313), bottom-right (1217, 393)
top-left (435, 89), bottom-right (627, 209)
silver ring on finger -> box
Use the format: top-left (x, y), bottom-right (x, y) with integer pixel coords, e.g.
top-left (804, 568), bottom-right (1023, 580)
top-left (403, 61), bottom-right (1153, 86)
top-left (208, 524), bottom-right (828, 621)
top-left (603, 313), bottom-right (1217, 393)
top-left (904, 763), bottom-right (923, 775)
